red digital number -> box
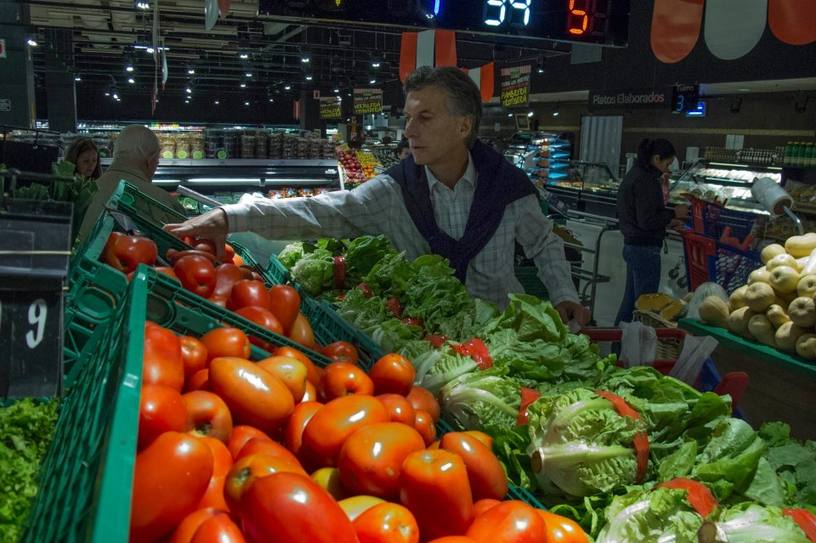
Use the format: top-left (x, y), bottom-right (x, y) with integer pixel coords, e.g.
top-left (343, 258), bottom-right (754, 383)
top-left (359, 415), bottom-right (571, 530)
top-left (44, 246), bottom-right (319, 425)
top-left (567, 0), bottom-right (594, 36)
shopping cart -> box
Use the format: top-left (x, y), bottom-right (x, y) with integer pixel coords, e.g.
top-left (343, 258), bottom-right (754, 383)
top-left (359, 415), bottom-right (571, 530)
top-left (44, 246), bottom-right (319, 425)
top-left (581, 327), bottom-right (749, 415)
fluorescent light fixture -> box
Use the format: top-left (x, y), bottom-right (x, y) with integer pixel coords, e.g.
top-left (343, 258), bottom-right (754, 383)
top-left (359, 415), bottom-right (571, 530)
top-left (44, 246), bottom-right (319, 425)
top-left (305, 75), bottom-right (313, 81)
top-left (371, 61), bottom-right (381, 68)
top-left (187, 68), bottom-right (195, 75)
top-left (74, 75), bottom-right (81, 81)
top-left (27, 38), bottom-right (38, 47)
top-left (126, 65), bottom-right (134, 72)
top-left (552, 111), bottom-right (560, 117)
top-left (136, 1), bottom-right (150, 9)
top-left (128, 77), bottom-right (135, 84)
top-left (527, 111), bottom-right (534, 117)
top-left (284, 85), bottom-right (291, 90)
top-left (370, 79), bottom-right (376, 84)
top-left (112, 92), bottom-right (120, 100)
top-left (145, 46), bottom-right (155, 54)
top-left (239, 52), bottom-right (249, 59)
top-left (186, 87), bottom-right (192, 93)
top-left (188, 178), bottom-right (262, 185)
top-left (507, 113), bottom-right (513, 117)
top-left (334, 88), bottom-right (340, 93)
top-left (301, 56), bottom-right (310, 63)
top-left (240, 82), bottom-right (247, 88)
top-left (245, 72), bottom-right (252, 77)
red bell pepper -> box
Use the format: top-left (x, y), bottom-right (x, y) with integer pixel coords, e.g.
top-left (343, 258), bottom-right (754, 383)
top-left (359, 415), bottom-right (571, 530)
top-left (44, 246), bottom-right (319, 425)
top-left (102, 232), bottom-right (158, 274)
top-left (386, 297), bottom-right (403, 318)
top-left (453, 338), bottom-right (493, 370)
top-left (596, 390), bottom-right (649, 483)
top-left (426, 334), bottom-right (448, 348)
top-left (659, 478), bottom-right (718, 518)
top-left (516, 387), bottom-right (541, 425)
top-left (784, 508), bottom-right (816, 542)
top-left (333, 256), bottom-right (346, 289)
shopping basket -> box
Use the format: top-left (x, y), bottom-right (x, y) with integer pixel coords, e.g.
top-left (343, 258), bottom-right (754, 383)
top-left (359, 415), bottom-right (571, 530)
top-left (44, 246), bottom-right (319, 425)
top-left (580, 327), bottom-right (749, 413)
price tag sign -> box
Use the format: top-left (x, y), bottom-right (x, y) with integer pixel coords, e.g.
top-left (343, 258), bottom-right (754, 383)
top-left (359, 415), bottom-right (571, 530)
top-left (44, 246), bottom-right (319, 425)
top-left (319, 96), bottom-right (343, 120)
top-left (500, 65), bottom-right (531, 108)
top-left (0, 288), bottom-right (63, 397)
top-left (353, 88), bottom-right (383, 115)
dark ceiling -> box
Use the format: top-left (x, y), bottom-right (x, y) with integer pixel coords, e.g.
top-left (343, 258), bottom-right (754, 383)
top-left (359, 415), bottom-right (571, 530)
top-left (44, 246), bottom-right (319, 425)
top-left (23, 0), bottom-right (572, 104)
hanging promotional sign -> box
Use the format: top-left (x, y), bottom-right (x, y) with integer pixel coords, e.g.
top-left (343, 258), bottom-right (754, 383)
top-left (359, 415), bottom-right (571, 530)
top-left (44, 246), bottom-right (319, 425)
top-left (319, 96), bottom-right (342, 120)
top-left (500, 64), bottom-right (531, 108)
top-left (353, 88), bottom-right (383, 115)
top-left (588, 88), bottom-right (673, 111)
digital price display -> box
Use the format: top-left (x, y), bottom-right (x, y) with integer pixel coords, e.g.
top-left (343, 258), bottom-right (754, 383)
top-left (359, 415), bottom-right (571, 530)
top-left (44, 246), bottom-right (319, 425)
top-left (259, 0), bottom-right (629, 45)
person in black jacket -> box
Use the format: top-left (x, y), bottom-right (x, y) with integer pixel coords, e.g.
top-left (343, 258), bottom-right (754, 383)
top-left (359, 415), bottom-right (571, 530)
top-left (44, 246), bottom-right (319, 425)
top-left (614, 138), bottom-right (689, 324)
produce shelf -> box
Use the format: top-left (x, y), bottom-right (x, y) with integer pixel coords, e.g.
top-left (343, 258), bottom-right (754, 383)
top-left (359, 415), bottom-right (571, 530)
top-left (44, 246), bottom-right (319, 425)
top-left (679, 318), bottom-right (816, 379)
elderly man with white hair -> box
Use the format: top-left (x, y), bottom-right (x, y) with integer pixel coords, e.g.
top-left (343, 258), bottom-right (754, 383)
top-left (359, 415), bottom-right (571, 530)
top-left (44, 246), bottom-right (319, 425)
top-left (77, 125), bottom-right (182, 243)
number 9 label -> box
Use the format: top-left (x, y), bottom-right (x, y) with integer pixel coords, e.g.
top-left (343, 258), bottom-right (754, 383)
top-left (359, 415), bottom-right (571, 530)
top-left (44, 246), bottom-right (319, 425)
top-left (26, 299), bottom-right (47, 349)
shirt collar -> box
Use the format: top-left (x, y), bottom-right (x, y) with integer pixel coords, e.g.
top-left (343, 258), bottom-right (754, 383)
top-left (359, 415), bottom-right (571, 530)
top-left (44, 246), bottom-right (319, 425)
top-left (425, 152), bottom-right (476, 192)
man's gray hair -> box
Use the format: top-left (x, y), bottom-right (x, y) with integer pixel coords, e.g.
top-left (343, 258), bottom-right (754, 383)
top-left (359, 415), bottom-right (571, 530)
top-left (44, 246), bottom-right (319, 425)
top-left (113, 125), bottom-right (160, 163)
top-left (404, 66), bottom-right (482, 147)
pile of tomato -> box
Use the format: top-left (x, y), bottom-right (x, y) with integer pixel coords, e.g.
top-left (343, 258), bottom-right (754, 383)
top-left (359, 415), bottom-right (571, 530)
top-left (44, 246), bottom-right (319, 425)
top-left (132, 321), bottom-right (587, 543)
top-left (101, 232), bottom-right (318, 350)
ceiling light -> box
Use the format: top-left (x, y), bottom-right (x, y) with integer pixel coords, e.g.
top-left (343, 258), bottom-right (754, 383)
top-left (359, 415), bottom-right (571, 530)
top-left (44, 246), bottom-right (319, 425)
top-left (537, 66), bottom-right (545, 74)
top-left (74, 75), bottom-right (81, 82)
top-left (369, 79), bottom-right (376, 84)
top-left (187, 68), bottom-right (195, 75)
top-left (239, 52), bottom-right (249, 59)
top-left (185, 99), bottom-right (190, 104)
top-left (284, 85), bottom-right (291, 90)
top-left (527, 111), bottom-right (534, 117)
top-left (126, 65), bottom-right (134, 73)
top-left (104, 91), bottom-right (110, 96)
top-left (27, 38), bottom-right (38, 47)
top-left (135, 0), bottom-right (150, 9)
top-left (214, 100), bottom-right (220, 105)
top-left (739, 88), bottom-right (751, 92)
top-left (305, 75), bottom-right (313, 81)
top-left (334, 88), bottom-right (340, 93)
top-left (269, 98), bottom-right (274, 102)
top-left (507, 113), bottom-right (513, 117)
top-left (301, 56), bottom-right (310, 63)
top-left (128, 77), bottom-right (135, 84)
top-left (371, 61), bottom-right (381, 68)
top-left (552, 111), bottom-right (560, 117)
top-left (145, 46), bottom-right (155, 54)
top-left (112, 92), bottom-right (120, 100)
top-left (244, 101), bottom-right (250, 106)
top-left (185, 87), bottom-right (192, 94)
top-left (245, 72), bottom-right (252, 77)
top-left (240, 82), bottom-right (246, 88)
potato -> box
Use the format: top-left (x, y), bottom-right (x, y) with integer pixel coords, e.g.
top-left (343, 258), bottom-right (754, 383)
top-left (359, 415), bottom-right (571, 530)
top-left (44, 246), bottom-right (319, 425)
top-left (769, 266), bottom-right (800, 294)
top-left (728, 307), bottom-right (755, 338)
top-left (767, 253), bottom-right (800, 271)
top-left (745, 282), bottom-right (777, 313)
top-left (776, 322), bottom-right (806, 353)
top-left (699, 296), bottom-right (730, 328)
top-left (797, 274), bottom-right (816, 298)
top-left (795, 333), bottom-right (816, 360)
top-left (761, 243), bottom-right (787, 264)
top-left (788, 297), bottom-right (816, 328)
top-left (748, 315), bottom-right (775, 346)
top-left (729, 285), bottom-right (750, 311)
top-left (785, 233), bottom-right (816, 258)
top-left (748, 267), bottom-right (771, 285)
top-left (766, 304), bottom-right (791, 329)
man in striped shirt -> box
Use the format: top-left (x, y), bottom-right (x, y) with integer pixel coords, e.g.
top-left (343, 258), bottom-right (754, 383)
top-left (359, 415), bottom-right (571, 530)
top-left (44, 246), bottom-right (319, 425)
top-left (165, 67), bottom-right (590, 325)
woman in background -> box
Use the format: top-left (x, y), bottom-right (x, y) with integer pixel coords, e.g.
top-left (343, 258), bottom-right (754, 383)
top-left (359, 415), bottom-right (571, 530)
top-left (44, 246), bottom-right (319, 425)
top-left (64, 137), bottom-right (101, 179)
top-left (615, 138), bottom-right (689, 324)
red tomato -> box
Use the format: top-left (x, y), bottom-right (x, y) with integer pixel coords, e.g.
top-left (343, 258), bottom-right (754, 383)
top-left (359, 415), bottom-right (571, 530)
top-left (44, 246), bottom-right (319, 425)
top-left (320, 362), bottom-right (375, 401)
top-left (440, 432), bottom-right (507, 501)
top-left (302, 380), bottom-right (318, 402)
top-left (130, 432), bottom-right (214, 543)
top-left (174, 255), bottom-right (218, 298)
top-left (473, 499), bottom-right (501, 517)
top-left (227, 425), bottom-right (273, 459)
top-left (225, 453), bottom-right (307, 511)
top-left (467, 501), bottom-right (548, 543)
top-left (369, 354), bottom-right (415, 396)
top-left (322, 341), bottom-right (360, 365)
top-left (399, 449), bottom-right (474, 540)
top-left (102, 232), bottom-right (157, 274)
top-left (186, 369), bottom-right (209, 392)
top-left (463, 431), bottom-right (493, 450)
top-left (190, 513), bottom-right (245, 543)
top-left (338, 422), bottom-right (425, 499)
top-left (353, 503), bottom-right (419, 543)
top-left (536, 510), bottom-right (590, 543)
top-left (300, 395), bottom-right (389, 468)
top-left (180, 336), bottom-right (209, 380)
top-left (138, 385), bottom-right (190, 449)
top-left (240, 472), bottom-right (359, 543)
top-left (213, 263), bottom-right (244, 300)
top-left (228, 279), bottom-right (271, 311)
top-left (289, 312), bottom-right (316, 349)
top-left (209, 296), bottom-right (228, 309)
top-left (413, 410), bottom-right (437, 446)
top-left (235, 437), bottom-right (302, 466)
top-left (376, 394), bottom-right (416, 426)
top-left (406, 386), bottom-right (440, 423)
top-left (196, 436), bottom-right (233, 512)
top-left (193, 239), bottom-right (218, 255)
top-left (425, 538), bottom-right (477, 543)
top-left (201, 328), bottom-right (251, 361)
top-left (268, 285), bottom-right (301, 333)
top-left (183, 391), bottom-right (233, 443)
top-left (236, 306), bottom-right (284, 351)
top-left (284, 401), bottom-right (323, 457)
top-left (143, 322), bottom-right (185, 391)
top-left (257, 356), bottom-right (307, 402)
top-left (209, 357), bottom-right (294, 433)
top-left (273, 346), bottom-right (322, 386)
top-left (168, 508), bottom-right (222, 543)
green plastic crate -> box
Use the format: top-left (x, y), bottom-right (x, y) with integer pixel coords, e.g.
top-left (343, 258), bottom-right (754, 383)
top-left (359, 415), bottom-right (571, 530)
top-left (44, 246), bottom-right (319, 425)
top-left (266, 253), bottom-right (291, 285)
top-left (117, 180), bottom-right (189, 228)
top-left (22, 269), bottom-right (148, 543)
top-left (301, 297), bottom-right (384, 369)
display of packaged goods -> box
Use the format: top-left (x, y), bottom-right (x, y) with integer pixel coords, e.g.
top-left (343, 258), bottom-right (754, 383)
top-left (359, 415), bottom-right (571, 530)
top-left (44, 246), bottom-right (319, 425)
top-left (782, 141), bottom-right (816, 168)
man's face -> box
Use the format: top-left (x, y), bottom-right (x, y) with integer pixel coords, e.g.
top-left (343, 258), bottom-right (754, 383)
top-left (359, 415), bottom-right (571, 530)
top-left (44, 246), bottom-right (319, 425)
top-left (403, 85), bottom-right (472, 166)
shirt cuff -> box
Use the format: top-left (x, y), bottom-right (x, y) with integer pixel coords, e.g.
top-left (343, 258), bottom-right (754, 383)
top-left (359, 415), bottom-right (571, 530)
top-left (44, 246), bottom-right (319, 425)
top-left (547, 284), bottom-right (581, 307)
top-left (221, 203), bottom-right (250, 233)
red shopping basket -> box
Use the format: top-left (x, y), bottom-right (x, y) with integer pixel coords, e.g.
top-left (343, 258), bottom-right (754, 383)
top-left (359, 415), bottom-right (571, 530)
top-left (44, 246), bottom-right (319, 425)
top-left (582, 327), bottom-right (749, 412)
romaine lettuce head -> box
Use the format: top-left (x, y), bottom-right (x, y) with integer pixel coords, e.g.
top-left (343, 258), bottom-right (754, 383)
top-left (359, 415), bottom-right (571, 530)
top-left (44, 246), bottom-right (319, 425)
top-left (278, 242), bottom-right (305, 269)
top-left (700, 503), bottom-right (811, 543)
top-left (526, 388), bottom-right (645, 497)
top-left (439, 367), bottom-right (521, 430)
top-left (596, 485), bottom-right (706, 543)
